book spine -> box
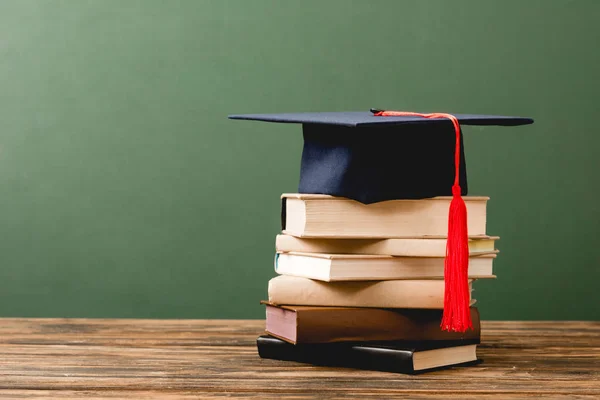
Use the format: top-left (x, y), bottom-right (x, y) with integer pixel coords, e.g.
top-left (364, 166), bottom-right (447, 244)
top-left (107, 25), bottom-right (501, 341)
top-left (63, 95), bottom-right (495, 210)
top-left (257, 335), bottom-right (339, 364)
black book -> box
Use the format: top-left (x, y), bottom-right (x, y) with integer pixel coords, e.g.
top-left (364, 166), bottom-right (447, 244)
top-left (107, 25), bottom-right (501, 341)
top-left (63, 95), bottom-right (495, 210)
top-left (257, 335), bottom-right (481, 374)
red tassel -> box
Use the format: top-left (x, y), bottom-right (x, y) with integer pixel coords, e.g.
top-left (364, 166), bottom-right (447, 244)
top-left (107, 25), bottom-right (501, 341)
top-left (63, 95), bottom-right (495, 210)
top-left (373, 110), bottom-right (472, 332)
top-left (441, 184), bottom-right (472, 332)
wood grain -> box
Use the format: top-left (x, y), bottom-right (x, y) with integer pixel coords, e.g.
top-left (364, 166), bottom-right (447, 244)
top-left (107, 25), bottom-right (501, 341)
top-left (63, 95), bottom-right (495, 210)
top-left (0, 319), bottom-right (598, 399)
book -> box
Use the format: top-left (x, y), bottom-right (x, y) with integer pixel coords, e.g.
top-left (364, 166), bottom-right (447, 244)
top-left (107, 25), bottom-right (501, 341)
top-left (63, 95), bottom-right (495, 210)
top-left (281, 193), bottom-right (488, 238)
top-left (257, 335), bottom-right (480, 374)
top-left (264, 303), bottom-right (481, 344)
top-left (268, 275), bottom-right (474, 309)
top-left (275, 252), bottom-right (495, 281)
top-left (275, 234), bottom-right (499, 257)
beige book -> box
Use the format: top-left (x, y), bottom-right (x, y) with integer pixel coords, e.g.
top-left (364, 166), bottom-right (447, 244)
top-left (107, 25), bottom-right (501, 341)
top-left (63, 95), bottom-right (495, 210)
top-left (276, 234), bottom-right (498, 257)
top-left (268, 275), bottom-right (474, 309)
top-left (281, 193), bottom-right (488, 238)
top-left (274, 252), bottom-right (495, 282)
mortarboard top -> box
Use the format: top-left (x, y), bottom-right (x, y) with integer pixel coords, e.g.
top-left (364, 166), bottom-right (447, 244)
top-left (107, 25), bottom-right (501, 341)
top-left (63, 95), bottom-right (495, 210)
top-left (229, 111), bottom-right (533, 128)
top-left (229, 111), bottom-right (533, 204)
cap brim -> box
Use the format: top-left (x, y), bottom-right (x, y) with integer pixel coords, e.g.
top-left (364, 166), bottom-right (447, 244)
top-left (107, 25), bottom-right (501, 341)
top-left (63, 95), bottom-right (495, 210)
top-left (228, 111), bottom-right (534, 127)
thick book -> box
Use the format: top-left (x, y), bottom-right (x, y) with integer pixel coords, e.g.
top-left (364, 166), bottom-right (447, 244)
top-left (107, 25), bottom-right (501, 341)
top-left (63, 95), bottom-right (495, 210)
top-left (281, 193), bottom-right (488, 238)
top-left (264, 303), bottom-right (481, 344)
top-left (268, 275), bottom-right (474, 309)
top-left (274, 252), bottom-right (495, 281)
top-left (257, 335), bottom-right (480, 374)
top-left (276, 234), bottom-right (499, 257)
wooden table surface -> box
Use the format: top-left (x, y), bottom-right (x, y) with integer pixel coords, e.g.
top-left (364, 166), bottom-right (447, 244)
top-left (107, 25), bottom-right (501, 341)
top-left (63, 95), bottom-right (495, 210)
top-left (0, 319), bottom-right (598, 399)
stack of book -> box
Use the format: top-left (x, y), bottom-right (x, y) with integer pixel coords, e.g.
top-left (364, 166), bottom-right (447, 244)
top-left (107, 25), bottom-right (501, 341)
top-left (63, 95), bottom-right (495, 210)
top-left (258, 193), bottom-right (498, 374)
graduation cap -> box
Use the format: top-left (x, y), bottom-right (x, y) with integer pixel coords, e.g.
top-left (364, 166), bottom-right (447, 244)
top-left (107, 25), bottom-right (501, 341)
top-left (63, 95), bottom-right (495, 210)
top-left (229, 110), bottom-right (533, 332)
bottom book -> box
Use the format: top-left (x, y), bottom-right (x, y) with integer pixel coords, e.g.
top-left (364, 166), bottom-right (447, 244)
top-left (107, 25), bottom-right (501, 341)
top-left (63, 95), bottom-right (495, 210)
top-left (257, 335), bottom-right (481, 374)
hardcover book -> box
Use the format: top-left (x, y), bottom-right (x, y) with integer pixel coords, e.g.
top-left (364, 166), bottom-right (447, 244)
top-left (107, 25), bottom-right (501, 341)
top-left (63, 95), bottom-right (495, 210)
top-left (274, 252), bottom-right (495, 281)
top-left (257, 335), bottom-right (480, 374)
top-left (268, 275), bottom-right (474, 309)
top-left (275, 234), bottom-right (498, 257)
top-left (264, 303), bottom-right (481, 344)
top-left (281, 193), bottom-right (488, 238)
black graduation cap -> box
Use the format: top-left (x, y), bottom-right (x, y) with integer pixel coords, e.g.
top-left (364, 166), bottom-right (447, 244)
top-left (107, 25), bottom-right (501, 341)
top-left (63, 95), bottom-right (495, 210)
top-left (228, 110), bottom-right (534, 204)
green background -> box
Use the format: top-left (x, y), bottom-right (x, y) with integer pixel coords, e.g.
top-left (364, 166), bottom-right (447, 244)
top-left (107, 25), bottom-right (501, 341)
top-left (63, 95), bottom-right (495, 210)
top-left (0, 0), bottom-right (598, 320)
